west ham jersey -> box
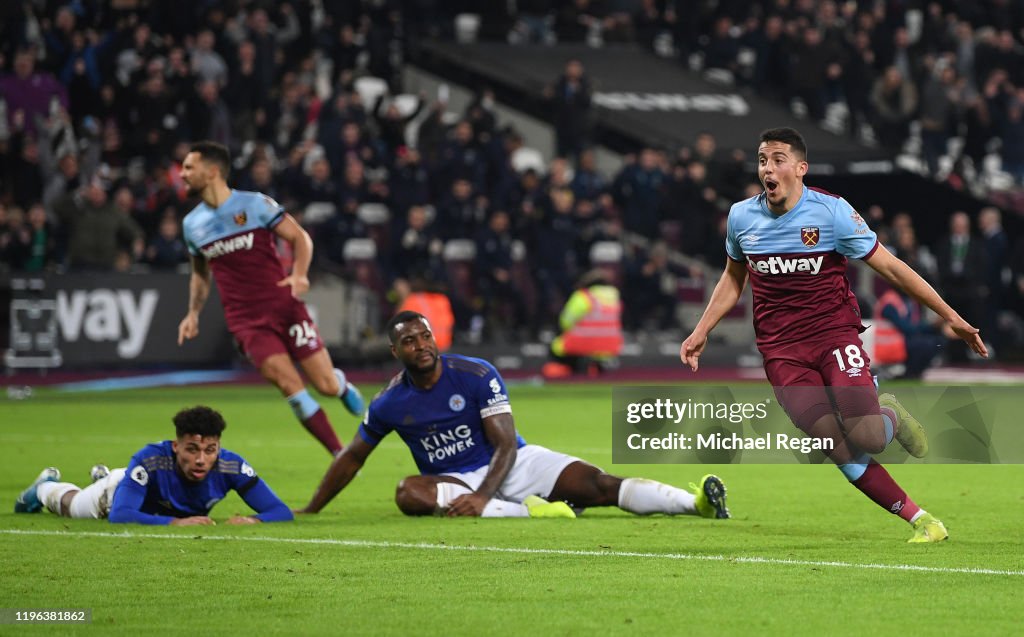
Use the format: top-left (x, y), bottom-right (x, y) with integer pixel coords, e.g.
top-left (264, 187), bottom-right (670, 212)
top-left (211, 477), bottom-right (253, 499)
top-left (725, 186), bottom-right (879, 353)
top-left (111, 441), bottom-right (260, 519)
top-left (358, 355), bottom-right (527, 474)
top-left (182, 190), bottom-right (295, 333)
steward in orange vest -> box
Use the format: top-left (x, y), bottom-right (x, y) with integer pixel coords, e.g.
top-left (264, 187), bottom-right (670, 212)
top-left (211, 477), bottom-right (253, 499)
top-left (543, 270), bottom-right (623, 378)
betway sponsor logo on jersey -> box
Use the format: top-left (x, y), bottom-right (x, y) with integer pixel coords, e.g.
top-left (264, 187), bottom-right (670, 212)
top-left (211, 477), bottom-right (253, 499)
top-left (200, 232), bottom-right (254, 259)
top-left (746, 255), bottom-right (824, 275)
top-left (420, 424), bottom-right (474, 463)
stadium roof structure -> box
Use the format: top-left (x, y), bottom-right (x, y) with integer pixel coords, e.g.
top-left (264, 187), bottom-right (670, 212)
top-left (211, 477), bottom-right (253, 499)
top-left (414, 41), bottom-right (895, 174)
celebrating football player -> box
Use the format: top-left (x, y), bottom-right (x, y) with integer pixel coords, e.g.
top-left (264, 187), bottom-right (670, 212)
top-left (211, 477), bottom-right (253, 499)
top-left (177, 141), bottom-right (364, 456)
top-left (680, 127), bottom-right (987, 542)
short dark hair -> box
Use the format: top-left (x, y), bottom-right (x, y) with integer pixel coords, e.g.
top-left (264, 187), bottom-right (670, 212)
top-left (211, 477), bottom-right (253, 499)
top-left (759, 127), bottom-right (807, 160)
top-left (189, 141), bottom-right (231, 179)
top-left (173, 406), bottom-right (227, 438)
top-left (386, 310), bottom-right (427, 344)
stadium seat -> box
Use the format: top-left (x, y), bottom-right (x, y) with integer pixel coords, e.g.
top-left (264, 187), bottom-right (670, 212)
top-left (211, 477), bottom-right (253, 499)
top-left (342, 238), bottom-right (385, 295)
top-left (389, 94), bottom-right (420, 117)
top-left (443, 239), bottom-right (478, 310)
top-left (589, 241), bottom-right (624, 288)
top-left (658, 220), bottom-right (684, 251)
top-left (676, 277), bottom-right (706, 304)
top-left (357, 202), bottom-right (392, 255)
top-left (509, 239), bottom-right (538, 325)
top-left (356, 203), bottom-right (390, 225)
top-left (304, 202), bottom-right (337, 224)
top-left (354, 76), bottom-right (388, 109)
top-left (455, 13), bottom-right (481, 43)
top-left (511, 147), bottom-right (546, 175)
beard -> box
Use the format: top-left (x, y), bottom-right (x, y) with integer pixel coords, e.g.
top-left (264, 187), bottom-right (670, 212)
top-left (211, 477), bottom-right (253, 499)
top-left (185, 183), bottom-right (202, 197)
top-left (407, 350), bottom-right (438, 374)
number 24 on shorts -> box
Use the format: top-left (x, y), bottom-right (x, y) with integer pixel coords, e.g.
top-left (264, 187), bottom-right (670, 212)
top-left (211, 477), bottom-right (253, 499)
top-left (289, 321), bottom-right (318, 348)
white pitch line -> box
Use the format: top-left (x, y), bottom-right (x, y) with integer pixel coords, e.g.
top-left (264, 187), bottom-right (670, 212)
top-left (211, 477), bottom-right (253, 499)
top-left (2, 529), bottom-right (1021, 577)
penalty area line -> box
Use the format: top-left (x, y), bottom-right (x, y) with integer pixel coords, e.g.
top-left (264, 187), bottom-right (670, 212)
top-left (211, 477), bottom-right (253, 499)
top-left (2, 528), bottom-right (1021, 577)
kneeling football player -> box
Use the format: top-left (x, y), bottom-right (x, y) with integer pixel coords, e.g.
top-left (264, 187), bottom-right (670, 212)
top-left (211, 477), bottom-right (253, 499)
top-left (14, 405), bottom-right (292, 525)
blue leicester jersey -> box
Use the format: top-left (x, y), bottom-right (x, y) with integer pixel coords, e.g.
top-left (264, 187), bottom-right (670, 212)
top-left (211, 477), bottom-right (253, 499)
top-left (111, 441), bottom-right (261, 520)
top-left (358, 355), bottom-right (527, 474)
top-left (725, 186), bottom-right (879, 351)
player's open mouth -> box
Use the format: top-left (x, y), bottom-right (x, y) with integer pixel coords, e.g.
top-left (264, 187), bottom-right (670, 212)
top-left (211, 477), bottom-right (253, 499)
top-left (764, 179), bottom-right (779, 194)
top-left (190, 469), bottom-right (207, 479)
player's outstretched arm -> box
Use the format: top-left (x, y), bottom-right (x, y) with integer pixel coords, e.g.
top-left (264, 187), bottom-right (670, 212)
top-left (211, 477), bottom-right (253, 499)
top-left (680, 258), bottom-right (749, 371)
top-left (865, 244), bottom-right (988, 357)
top-left (447, 413), bottom-right (518, 517)
top-left (273, 213), bottom-right (313, 298)
top-left (298, 435), bottom-right (375, 514)
top-left (233, 479), bottom-right (294, 523)
top-left (178, 255), bottom-right (211, 345)
top-left (108, 479), bottom-right (180, 525)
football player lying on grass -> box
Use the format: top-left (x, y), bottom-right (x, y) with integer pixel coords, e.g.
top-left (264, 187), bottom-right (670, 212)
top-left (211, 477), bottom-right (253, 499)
top-left (297, 311), bottom-right (730, 520)
top-left (15, 406), bottom-right (292, 525)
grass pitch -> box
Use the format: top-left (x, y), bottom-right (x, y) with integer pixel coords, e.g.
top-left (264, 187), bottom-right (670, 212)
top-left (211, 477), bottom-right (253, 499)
top-left (1, 384), bottom-right (1021, 636)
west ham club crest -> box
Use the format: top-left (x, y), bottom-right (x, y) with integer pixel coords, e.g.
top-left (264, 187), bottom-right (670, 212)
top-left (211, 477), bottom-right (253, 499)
top-left (233, 210), bottom-right (248, 226)
top-left (800, 227), bottom-right (820, 247)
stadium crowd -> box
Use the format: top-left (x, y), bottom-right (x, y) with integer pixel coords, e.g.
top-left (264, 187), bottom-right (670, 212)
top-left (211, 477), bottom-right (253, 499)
top-left (0, 1), bottom-right (1020, 358)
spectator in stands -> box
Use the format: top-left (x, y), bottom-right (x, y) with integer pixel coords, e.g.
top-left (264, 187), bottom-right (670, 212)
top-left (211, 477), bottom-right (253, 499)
top-left (0, 47), bottom-right (68, 137)
top-left (894, 225), bottom-right (939, 285)
top-left (869, 66), bottom-right (918, 153)
top-left (436, 177), bottom-right (486, 240)
top-left (475, 209), bottom-right (526, 334)
top-left (874, 287), bottom-right (946, 379)
top-left (919, 62), bottom-right (963, 178)
top-left (225, 40), bottom-right (265, 144)
top-left (613, 148), bottom-right (666, 239)
top-left (52, 178), bottom-right (144, 270)
top-left (570, 148), bottom-right (607, 202)
top-left (532, 187), bottom-right (579, 328)
top-left (389, 146), bottom-right (431, 220)
top-left (789, 27), bottom-right (835, 122)
top-left (15, 203), bottom-right (58, 272)
top-left (998, 93), bottom-right (1024, 185)
top-left (374, 92), bottom-right (425, 160)
top-left (978, 207), bottom-right (1009, 348)
top-left (144, 210), bottom-right (188, 269)
top-left (544, 59), bottom-right (592, 162)
top-left (435, 120), bottom-right (486, 194)
top-left (623, 242), bottom-right (678, 331)
top-left (392, 205), bottom-right (445, 285)
top-left (935, 211), bottom-right (988, 361)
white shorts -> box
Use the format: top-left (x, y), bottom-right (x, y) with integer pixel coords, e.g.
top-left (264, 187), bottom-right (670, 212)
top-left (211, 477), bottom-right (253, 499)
top-left (69, 468), bottom-right (126, 519)
top-left (441, 444), bottom-right (581, 502)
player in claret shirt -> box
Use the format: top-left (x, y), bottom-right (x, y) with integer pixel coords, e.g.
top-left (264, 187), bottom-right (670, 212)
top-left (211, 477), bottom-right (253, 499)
top-left (177, 141), bottom-right (363, 456)
top-left (298, 311), bottom-right (730, 520)
top-left (14, 406), bottom-right (292, 525)
top-left (680, 127), bottom-right (988, 542)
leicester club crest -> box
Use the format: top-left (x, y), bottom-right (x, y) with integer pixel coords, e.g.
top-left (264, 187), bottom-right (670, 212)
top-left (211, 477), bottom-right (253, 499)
top-left (801, 227), bottom-right (820, 248)
top-left (233, 210), bottom-right (248, 226)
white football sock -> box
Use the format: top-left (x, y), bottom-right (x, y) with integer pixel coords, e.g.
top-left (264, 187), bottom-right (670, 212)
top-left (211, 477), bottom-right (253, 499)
top-left (37, 482), bottom-right (79, 516)
top-left (435, 482), bottom-right (529, 518)
top-left (617, 478), bottom-right (697, 515)
top-left (333, 368), bottom-right (348, 396)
